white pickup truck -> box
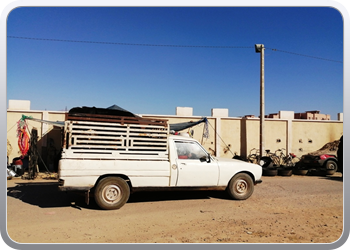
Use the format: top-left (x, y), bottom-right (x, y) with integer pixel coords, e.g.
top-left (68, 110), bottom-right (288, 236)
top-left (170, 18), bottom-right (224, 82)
top-left (58, 114), bottom-right (262, 210)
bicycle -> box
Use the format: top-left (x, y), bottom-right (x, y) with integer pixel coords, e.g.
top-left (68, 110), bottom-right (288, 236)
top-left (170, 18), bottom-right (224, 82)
top-left (278, 148), bottom-right (300, 167)
top-left (246, 148), bottom-right (260, 164)
top-left (276, 148), bottom-right (301, 176)
top-left (259, 149), bottom-right (281, 168)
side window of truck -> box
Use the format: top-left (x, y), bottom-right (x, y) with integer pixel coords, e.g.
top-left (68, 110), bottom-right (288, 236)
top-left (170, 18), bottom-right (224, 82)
top-left (175, 141), bottom-right (207, 160)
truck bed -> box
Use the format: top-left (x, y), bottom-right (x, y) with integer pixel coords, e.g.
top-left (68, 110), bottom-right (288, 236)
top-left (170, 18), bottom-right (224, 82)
top-left (62, 114), bottom-right (169, 160)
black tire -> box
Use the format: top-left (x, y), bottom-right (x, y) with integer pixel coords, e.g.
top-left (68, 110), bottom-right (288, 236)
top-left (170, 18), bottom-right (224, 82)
top-left (94, 177), bottom-right (130, 210)
top-left (226, 173), bottom-right (254, 200)
top-left (324, 160), bottom-right (338, 175)
top-left (259, 156), bottom-right (273, 168)
top-left (262, 168), bottom-right (278, 176)
top-left (293, 168), bottom-right (308, 175)
top-left (278, 168), bottom-right (293, 176)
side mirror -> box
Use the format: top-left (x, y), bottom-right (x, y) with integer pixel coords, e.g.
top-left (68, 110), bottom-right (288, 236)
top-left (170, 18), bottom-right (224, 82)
top-left (200, 154), bottom-right (211, 163)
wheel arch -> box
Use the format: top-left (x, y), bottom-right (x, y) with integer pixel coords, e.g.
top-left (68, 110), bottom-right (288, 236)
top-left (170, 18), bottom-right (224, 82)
top-left (324, 157), bottom-right (338, 164)
top-left (322, 157), bottom-right (338, 168)
top-left (93, 174), bottom-right (133, 190)
top-left (227, 171), bottom-right (256, 187)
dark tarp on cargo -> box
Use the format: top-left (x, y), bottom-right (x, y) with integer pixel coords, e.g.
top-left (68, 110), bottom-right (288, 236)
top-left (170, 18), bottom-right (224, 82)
top-left (24, 105), bottom-right (208, 132)
top-left (69, 106), bottom-right (207, 131)
top-left (169, 117), bottom-right (208, 132)
top-left (68, 105), bottom-right (138, 117)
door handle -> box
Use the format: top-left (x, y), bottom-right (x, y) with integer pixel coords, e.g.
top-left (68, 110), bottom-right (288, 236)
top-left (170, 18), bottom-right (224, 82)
top-left (181, 163), bottom-right (187, 165)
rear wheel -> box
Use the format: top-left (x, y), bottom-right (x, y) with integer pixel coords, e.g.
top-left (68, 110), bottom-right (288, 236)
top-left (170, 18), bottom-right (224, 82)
top-left (324, 160), bottom-right (338, 175)
top-left (226, 173), bottom-right (254, 200)
top-left (94, 177), bottom-right (130, 210)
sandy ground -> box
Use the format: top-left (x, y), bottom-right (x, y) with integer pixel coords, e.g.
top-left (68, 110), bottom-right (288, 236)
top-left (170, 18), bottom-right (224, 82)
top-left (6, 172), bottom-right (343, 245)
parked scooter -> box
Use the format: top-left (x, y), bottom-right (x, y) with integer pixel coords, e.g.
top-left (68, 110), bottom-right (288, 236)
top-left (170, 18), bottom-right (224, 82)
top-left (7, 156), bottom-right (27, 179)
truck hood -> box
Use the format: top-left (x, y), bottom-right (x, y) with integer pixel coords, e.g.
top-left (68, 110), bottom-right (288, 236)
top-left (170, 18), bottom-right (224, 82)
top-left (214, 157), bottom-right (255, 164)
top-left (213, 157), bottom-right (262, 172)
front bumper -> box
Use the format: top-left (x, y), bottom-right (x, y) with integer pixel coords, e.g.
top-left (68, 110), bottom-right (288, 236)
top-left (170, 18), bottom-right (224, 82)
top-left (255, 179), bottom-right (263, 185)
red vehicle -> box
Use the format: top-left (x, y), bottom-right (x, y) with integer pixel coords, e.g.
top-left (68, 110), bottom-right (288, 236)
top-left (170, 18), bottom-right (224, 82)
top-left (299, 153), bottom-right (338, 175)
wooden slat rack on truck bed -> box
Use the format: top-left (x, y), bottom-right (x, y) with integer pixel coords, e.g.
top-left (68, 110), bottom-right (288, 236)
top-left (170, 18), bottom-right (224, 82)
top-left (62, 113), bottom-right (169, 160)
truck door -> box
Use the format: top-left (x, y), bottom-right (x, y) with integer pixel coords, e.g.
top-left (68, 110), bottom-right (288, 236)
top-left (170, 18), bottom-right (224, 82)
top-left (174, 140), bottom-right (219, 186)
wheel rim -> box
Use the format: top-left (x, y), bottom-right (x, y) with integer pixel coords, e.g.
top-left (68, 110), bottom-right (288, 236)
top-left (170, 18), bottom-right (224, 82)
top-left (102, 184), bottom-right (122, 204)
top-left (328, 162), bottom-right (336, 170)
top-left (235, 179), bottom-right (248, 194)
top-left (259, 160), bottom-right (265, 166)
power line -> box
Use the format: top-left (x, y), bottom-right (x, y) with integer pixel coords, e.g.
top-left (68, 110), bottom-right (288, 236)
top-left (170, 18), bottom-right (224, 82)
top-left (8, 36), bottom-right (343, 63)
top-left (266, 47), bottom-right (343, 63)
top-left (7, 36), bottom-right (252, 49)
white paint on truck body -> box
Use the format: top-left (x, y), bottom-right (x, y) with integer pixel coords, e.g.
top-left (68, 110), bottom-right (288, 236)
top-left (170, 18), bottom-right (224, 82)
top-left (59, 135), bottom-right (262, 190)
top-left (58, 119), bottom-right (262, 210)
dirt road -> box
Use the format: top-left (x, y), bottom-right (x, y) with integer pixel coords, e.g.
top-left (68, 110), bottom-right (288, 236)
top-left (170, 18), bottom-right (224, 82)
top-left (6, 173), bottom-right (343, 244)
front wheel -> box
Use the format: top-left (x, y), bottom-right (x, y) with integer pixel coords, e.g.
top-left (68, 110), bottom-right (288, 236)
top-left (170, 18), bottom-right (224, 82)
top-left (226, 173), bottom-right (254, 200)
top-left (94, 177), bottom-right (130, 210)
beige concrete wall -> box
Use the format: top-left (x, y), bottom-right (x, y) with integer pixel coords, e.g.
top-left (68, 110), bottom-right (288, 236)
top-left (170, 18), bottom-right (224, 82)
top-left (219, 118), bottom-right (241, 157)
top-left (264, 119), bottom-right (288, 155)
top-left (291, 120), bottom-right (343, 157)
top-left (245, 119), bottom-right (260, 156)
top-left (175, 107), bottom-right (193, 116)
top-left (240, 119), bottom-right (288, 158)
top-left (7, 110), bottom-right (343, 165)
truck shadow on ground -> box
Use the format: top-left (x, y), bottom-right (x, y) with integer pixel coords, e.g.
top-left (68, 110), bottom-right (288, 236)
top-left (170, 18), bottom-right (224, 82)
top-left (7, 181), bottom-right (231, 210)
top-left (85, 190), bottom-right (231, 210)
top-left (128, 190), bottom-right (230, 204)
top-left (7, 181), bottom-right (71, 208)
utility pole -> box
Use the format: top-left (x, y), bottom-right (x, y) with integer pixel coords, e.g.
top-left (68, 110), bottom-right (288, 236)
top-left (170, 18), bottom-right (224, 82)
top-left (255, 44), bottom-right (265, 159)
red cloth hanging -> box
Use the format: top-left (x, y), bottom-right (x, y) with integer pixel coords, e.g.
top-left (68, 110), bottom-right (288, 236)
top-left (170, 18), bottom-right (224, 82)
top-left (18, 125), bottom-right (30, 156)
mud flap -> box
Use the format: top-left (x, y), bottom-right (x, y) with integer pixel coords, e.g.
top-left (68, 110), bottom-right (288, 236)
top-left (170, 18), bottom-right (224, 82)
top-left (85, 189), bottom-right (90, 205)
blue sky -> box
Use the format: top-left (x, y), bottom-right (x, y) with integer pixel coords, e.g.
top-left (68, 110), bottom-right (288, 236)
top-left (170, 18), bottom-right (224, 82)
top-left (6, 6), bottom-right (343, 119)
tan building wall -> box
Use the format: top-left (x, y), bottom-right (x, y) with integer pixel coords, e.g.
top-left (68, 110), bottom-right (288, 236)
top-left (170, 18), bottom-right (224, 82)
top-left (6, 109), bottom-right (343, 168)
top-left (238, 118), bottom-right (289, 158)
top-left (291, 120), bottom-right (343, 156)
top-left (218, 118), bottom-right (241, 157)
top-left (264, 120), bottom-right (288, 155)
